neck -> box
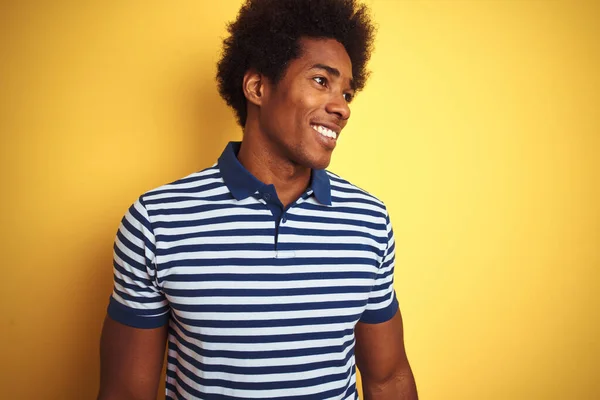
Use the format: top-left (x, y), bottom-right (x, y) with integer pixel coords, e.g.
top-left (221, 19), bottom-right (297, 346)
top-left (237, 128), bottom-right (311, 208)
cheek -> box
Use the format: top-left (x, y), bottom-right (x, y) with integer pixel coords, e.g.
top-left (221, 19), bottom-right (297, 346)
top-left (295, 100), bottom-right (309, 123)
top-left (294, 95), bottom-right (321, 125)
top-left (269, 85), bottom-right (320, 139)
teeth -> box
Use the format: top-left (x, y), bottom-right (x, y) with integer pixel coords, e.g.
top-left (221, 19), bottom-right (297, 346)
top-left (311, 124), bottom-right (337, 139)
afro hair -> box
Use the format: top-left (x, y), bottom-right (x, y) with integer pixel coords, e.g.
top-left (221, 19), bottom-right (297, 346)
top-left (216, 0), bottom-right (376, 127)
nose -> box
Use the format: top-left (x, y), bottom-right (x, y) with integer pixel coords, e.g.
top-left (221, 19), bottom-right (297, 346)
top-left (325, 93), bottom-right (351, 121)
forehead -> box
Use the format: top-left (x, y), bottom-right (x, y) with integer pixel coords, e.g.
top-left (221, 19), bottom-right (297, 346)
top-left (292, 37), bottom-right (353, 80)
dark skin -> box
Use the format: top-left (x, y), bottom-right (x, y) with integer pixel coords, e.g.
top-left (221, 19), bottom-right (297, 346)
top-left (356, 312), bottom-right (418, 399)
top-left (98, 316), bottom-right (167, 400)
top-left (98, 37), bottom-right (417, 399)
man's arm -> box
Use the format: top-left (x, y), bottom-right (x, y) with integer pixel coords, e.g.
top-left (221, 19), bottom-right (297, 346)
top-left (98, 315), bottom-right (168, 400)
top-left (355, 310), bottom-right (418, 400)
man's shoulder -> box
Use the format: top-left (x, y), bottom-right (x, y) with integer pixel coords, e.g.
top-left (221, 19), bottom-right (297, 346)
top-left (325, 170), bottom-right (388, 216)
top-left (138, 164), bottom-right (224, 206)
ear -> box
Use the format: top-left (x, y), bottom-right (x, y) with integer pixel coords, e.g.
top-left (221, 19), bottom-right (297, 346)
top-left (242, 70), bottom-right (265, 107)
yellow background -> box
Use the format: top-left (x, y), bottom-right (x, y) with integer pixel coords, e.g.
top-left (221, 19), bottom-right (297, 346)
top-left (1, 0), bottom-right (598, 399)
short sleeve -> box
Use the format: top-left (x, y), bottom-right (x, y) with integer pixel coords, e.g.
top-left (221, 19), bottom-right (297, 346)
top-left (359, 209), bottom-right (399, 324)
top-left (107, 197), bottom-right (170, 328)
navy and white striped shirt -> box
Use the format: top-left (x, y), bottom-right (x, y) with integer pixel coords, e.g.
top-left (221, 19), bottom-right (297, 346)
top-left (108, 141), bottom-right (399, 399)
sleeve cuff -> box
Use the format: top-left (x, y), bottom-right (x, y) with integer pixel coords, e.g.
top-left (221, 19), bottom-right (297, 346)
top-left (107, 296), bottom-right (170, 329)
top-left (358, 291), bottom-right (399, 324)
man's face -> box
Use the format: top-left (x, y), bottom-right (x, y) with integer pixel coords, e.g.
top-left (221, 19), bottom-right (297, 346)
top-left (258, 37), bottom-right (354, 170)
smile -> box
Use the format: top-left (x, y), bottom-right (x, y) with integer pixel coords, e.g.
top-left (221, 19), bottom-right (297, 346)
top-left (311, 124), bottom-right (338, 140)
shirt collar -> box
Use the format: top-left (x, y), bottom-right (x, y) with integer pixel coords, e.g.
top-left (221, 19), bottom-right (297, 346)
top-left (218, 141), bottom-right (332, 206)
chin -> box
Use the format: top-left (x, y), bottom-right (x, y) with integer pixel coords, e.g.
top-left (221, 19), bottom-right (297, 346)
top-left (305, 155), bottom-right (332, 170)
top-left (289, 142), bottom-right (333, 170)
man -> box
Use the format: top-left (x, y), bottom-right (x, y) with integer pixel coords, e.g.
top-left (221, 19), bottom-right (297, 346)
top-left (98, 0), bottom-right (418, 399)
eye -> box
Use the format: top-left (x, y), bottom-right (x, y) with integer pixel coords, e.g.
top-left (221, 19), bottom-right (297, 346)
top-left (343, 92), bottom-right (354, 102)
top-left (313, 76), bottom-right (328, 87)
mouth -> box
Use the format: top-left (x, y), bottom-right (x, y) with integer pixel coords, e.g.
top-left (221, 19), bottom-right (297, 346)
top-left (311, 124), bottom-right (339, 142)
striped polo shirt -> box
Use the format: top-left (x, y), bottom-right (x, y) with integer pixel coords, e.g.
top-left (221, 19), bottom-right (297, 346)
top-left (108, 141), bottom-right (399, 399)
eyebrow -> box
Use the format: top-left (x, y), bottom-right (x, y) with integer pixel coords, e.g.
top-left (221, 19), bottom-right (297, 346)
top-left (310, 63), bottom-right (355, 90)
